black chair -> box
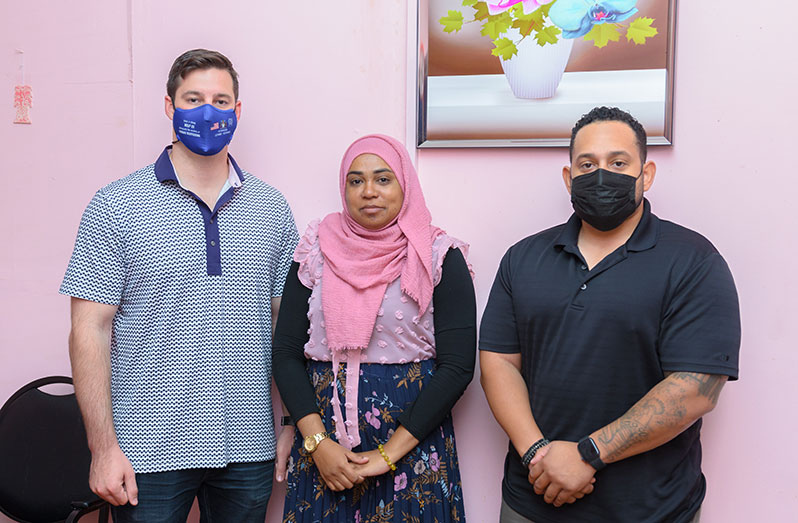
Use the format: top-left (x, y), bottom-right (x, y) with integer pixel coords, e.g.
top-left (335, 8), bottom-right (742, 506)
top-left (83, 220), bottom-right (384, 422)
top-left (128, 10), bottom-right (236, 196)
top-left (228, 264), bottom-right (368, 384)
top-left (0, 376), bottom-right (109, 523)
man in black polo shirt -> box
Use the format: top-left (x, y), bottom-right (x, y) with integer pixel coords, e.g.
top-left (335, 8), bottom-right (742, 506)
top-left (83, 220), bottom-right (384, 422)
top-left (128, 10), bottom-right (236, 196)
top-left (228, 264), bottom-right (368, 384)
top-left (479, 107), bottom-right (740, 523)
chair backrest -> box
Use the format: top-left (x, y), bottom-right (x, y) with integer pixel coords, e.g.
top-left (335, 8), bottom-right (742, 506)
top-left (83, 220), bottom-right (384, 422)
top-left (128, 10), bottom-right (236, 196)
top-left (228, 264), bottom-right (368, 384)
top-left (0, 376), bottom-right (98, 523)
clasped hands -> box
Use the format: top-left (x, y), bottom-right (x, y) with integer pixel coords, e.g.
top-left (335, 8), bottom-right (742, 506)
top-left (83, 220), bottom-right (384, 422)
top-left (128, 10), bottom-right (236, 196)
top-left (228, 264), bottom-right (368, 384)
top-left (527, 441), bottom-right (597, 508)
top-left (310, 439), bottom-right (392, 491)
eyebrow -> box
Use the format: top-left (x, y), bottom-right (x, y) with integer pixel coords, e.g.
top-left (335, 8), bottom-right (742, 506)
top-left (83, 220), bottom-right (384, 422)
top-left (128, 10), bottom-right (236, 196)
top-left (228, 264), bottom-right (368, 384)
top-left (180, 91), bottom-right (232, 99)
top-left (346, 168), bottom-right (394, 176)
top-left (575, 150), bottom-right (631, 162)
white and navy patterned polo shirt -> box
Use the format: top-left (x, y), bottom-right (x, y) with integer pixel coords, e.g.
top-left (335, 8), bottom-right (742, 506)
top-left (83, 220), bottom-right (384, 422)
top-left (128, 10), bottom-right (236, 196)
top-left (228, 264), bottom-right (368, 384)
top-left (60, 146), bottom-right (299, 473)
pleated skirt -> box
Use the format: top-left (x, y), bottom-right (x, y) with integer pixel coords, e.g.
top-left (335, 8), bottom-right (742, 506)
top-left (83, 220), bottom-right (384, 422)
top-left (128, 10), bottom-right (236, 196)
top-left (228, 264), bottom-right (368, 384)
top-left (282, 360), bottom-right (466, 522)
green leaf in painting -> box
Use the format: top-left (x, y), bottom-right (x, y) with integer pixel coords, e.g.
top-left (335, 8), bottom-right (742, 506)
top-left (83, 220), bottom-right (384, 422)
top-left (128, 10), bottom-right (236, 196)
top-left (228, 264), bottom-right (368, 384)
top-left (534, 25), bottom-right (562, 46)
top-left (626, 17), bottom-right (658, 45)
top-left (439, 10), bottom-right (464, 33)
top-left (472, 2), bottom-right (490, 21)
top-left (481, 12), bottom-right (513, 39)
top-left (491, 37), bottom-right (518, 60)
top-left (584, 23), bottom-right (621, 48)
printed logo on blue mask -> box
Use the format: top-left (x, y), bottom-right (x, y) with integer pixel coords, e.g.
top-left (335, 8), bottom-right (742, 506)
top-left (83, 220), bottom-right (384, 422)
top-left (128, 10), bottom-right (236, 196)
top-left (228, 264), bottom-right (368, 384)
top-left (173, 104), bottom-right (237, 156)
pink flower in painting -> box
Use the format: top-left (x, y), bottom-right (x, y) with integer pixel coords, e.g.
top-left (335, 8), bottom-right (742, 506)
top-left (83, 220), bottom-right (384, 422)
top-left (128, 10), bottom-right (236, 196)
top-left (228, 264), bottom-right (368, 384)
top-left (354, 510), bottom-right (361, 523)
top-left (365, 406), bottom-right (381, 429)
top-left (487, 0), bottom-right (552, 16)
top-left (429, 452), bottom-right (440, 472)
top-left (414, 460), bottom-right (426, 475)
top-left (394, 472), bottom-right (408, 491)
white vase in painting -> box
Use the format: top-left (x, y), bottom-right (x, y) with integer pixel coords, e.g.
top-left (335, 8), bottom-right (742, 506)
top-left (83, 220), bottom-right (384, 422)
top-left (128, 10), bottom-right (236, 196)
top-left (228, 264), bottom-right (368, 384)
top-left (499, 36), bottom-right (574, 99)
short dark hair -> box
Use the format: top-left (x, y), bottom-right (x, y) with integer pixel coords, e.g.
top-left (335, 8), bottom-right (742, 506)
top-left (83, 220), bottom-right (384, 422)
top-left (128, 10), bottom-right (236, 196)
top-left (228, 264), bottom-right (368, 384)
top-left (569, 106), bottom-right (647, 163)
top-left (167, 49), bottom-right (239, 101)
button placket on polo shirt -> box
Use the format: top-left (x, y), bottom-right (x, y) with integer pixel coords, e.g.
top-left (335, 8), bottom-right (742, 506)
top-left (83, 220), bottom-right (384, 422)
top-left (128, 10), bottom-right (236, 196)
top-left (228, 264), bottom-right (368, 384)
top-left (570, 248), bottom-right (629, 309)
top-left (205, 187), bottom-right (236, 276)
top-left (180, 185), bottom-right (236, 276)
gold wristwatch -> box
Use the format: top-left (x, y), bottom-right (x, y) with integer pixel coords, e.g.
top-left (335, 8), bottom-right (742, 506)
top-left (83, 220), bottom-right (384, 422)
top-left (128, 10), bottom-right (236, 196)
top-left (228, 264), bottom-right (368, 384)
top-left (303, 432), bottom-right (329, 454)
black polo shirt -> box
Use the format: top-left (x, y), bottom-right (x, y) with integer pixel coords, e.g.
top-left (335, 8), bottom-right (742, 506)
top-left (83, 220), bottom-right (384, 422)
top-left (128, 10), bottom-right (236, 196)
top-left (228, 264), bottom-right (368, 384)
top-left (479, 199), bottom-right (740, 523)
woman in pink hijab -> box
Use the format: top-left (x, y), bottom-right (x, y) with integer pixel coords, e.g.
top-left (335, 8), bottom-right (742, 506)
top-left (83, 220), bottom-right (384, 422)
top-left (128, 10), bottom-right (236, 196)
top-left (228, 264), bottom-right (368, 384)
top-left (273, 135), bottom-right (476, 521)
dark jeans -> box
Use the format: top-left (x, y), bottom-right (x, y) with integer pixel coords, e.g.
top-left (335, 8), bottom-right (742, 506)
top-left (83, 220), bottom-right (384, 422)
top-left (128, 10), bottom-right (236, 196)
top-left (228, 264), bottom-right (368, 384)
top-left (113, 460), bottom-right (274, 523)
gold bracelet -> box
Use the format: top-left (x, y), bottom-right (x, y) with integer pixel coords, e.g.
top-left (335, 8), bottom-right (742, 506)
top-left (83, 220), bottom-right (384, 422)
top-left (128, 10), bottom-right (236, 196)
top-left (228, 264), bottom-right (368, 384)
top-left (377, 443), bottom-right (397, 471)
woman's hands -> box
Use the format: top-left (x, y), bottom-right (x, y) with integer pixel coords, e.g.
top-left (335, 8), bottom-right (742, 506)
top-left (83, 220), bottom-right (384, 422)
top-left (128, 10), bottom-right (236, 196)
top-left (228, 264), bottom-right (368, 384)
top-left (352, 425), bottom-right (419, 479)
top-left (311, 439), bottom-right (369, 491)
top-left (351, 449), bottom-right (391, 478)
top-left (296, 415), bottom-right (421, 491)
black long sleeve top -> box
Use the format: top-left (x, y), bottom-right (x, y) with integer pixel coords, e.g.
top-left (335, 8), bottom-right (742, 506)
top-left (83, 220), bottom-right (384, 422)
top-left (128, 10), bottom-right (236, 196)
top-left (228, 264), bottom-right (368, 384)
top-left (272, 248), bottom-right (476, 441)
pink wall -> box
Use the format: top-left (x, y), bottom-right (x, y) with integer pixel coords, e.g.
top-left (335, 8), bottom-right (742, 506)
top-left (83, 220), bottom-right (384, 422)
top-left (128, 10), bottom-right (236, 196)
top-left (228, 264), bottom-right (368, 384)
top-left (1, 1), bottom-right (794, 522)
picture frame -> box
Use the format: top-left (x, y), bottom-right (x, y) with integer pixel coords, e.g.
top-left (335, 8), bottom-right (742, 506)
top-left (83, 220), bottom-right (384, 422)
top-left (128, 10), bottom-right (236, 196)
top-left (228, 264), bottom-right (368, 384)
top-left (410, 0), bottom-right (677, 148)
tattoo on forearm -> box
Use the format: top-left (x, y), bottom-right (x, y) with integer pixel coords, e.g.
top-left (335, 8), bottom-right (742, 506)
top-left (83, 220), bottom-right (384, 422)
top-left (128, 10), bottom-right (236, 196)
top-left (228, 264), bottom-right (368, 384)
top-left (597, 373), bottom-right (726, 462)
top-left (597, 396), bottom-right (665, 462)
top-left (667, 372), bottom-right (726, 406)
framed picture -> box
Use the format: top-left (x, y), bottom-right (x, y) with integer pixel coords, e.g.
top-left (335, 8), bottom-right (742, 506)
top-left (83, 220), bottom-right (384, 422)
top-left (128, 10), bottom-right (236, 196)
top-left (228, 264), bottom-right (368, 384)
top-left (411, 0), bottom-right (677, 148)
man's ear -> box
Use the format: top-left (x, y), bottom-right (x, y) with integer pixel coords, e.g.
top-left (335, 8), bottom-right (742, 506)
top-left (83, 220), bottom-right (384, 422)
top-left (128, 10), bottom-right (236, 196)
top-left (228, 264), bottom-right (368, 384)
top-left (642, 160), bottom-right (656, 192)
top-left (165, 95), bottom-right (175, 120)
top-left (562, 165), bottom-right (573, 195)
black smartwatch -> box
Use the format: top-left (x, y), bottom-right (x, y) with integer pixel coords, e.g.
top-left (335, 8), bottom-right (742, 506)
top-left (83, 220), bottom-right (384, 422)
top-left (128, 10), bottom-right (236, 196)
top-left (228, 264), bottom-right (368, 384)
top-left (577, 436), bottom-right (606, 471)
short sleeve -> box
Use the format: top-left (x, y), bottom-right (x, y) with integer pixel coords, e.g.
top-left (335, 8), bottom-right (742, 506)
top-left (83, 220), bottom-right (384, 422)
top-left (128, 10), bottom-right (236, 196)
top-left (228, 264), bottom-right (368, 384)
top-left (432, 233), bottom-right (474, 286)
top-left (293, 220), bottom-right (323, 289)
top-left (59, 190), bottom-right (125, 305)
top-left (478, 249), bottom-right (520, 353)
top-left (659, 253), bottom-right (741, 379)
top-left (271, 197), bottom-right (300, 297)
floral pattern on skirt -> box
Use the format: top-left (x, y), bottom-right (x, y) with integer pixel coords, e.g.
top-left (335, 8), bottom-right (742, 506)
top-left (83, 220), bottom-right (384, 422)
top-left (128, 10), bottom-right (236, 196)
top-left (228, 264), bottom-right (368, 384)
top-left (282, 360), bottom-right (466, 522)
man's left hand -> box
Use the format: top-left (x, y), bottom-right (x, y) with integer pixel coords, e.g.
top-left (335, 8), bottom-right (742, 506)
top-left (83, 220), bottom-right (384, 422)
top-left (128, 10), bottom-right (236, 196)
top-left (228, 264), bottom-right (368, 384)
top-left (274, 426), bottom-right (295, 483)
top-left (528, 440), bottom-right (596, 507)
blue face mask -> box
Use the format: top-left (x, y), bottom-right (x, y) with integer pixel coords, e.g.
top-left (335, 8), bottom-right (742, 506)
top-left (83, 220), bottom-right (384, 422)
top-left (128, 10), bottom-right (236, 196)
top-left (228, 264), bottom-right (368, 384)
top-left (172, 103), bottom-right (237, 156)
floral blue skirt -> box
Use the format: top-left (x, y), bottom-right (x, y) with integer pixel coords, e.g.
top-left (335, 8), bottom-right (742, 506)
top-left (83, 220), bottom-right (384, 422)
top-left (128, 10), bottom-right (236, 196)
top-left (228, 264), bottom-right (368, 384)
top-left (282, 360), bottom-right (466, 522)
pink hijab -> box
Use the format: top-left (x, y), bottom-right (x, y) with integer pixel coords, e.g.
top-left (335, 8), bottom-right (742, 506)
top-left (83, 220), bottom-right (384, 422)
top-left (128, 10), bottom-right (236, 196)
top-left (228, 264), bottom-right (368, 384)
top-left (318, 134), bottom-right (442, 352)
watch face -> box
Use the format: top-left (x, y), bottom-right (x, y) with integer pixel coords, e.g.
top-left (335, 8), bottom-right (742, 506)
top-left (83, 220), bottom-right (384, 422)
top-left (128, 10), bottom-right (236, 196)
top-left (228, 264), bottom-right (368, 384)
top-left (578, 436), bottom-right (605, 470)
top-left (578, 437), bottom-right (599, 460)
top-left (303, 432), bottom-right (327, 454)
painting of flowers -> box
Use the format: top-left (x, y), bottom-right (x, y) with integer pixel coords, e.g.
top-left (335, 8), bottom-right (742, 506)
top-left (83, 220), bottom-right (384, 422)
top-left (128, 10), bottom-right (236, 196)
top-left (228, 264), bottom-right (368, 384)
top-left (415, 0), bottom-right (676, 147)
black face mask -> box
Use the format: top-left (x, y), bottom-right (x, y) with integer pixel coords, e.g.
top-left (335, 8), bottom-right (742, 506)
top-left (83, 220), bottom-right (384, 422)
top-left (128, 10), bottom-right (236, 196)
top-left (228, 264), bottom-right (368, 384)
top-left (570, 168), bottom-right (642, 231)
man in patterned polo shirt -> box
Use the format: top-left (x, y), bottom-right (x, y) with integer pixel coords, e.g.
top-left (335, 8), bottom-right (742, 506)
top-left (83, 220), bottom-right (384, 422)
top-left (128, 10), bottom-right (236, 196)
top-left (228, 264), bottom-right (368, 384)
top-left (61, 49), bottom-right (299, 522)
